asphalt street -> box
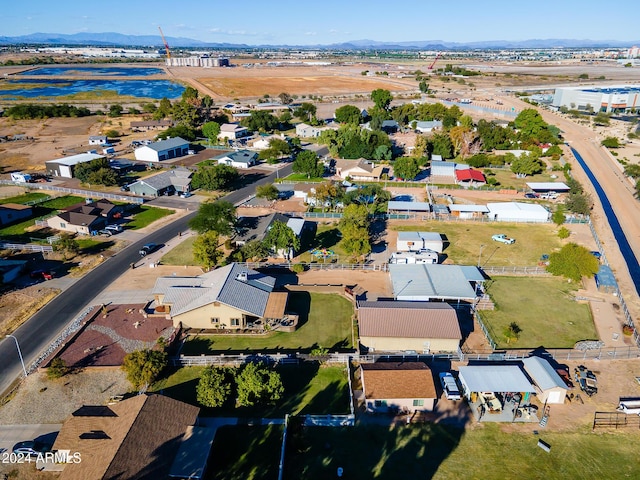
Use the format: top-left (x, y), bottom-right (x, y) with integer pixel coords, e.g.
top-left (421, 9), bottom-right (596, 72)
top-left (0, 162), bottom-right (293, 397)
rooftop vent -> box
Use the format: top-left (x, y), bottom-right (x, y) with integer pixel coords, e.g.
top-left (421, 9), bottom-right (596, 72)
top-left (236, 271), bottom-right (248, 282)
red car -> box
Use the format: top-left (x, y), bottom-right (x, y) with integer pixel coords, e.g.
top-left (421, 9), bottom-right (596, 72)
top-left (29, 270), bottom-right (53, 280)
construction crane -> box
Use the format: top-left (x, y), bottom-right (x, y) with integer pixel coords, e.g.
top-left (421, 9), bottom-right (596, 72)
top-left (158, 26), bottom-right (171, 60)
top-left (428, 52), bottom-right (442, 70)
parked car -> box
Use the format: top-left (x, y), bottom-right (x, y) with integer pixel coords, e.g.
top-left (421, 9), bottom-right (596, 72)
top-left (439, 372), bottom-right (462, 401)
top-left (12, 441), bottom-right (51, 457)
top-left (98, 229), bottom-right (113, 236)
top-left (29, 269), bottom-right (53, 280)
top-left (105, 224), bottom-right (123, 233)
top-left (574, 365), bottom-right (598, 396)
top-left (492, 234), bottom-right (515, 244)
top-left (524, 192), bottom-right (539, 199)
top-left (139, 243), bottom-right (158, 256)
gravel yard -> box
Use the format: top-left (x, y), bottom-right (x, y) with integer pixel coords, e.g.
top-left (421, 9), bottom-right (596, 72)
top-left (0, 369), bottom-right (129, 425)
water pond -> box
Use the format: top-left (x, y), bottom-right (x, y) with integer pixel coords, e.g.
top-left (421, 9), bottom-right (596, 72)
top-left (20, 66), bottom-right (165, 76)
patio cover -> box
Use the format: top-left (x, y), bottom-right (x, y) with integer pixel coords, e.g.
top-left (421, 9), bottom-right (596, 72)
top-left (459, 365), bottom-right (535, 393)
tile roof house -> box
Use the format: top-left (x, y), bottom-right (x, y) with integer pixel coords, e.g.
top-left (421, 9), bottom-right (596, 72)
top-left (127, 167), bottom-right (193, 197)
top-left (46, 199), bottom-right (121, 235)
top-left (334, 158), bottom-right (388, 181)
top-left (52, 394), bottom-right (201, 480)
top-left (152, 263), bottom-right (288, 330)
top-left (360, 362), bottom-right (438, 413)
top-left (358, 301), bottom-right (462, 353)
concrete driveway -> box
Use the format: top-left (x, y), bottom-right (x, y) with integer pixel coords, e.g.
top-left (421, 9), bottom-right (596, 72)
top-left (0, 424), bottom-right (62, 453)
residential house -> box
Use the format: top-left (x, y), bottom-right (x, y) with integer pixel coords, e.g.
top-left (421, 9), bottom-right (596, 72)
top-left (152, 263), bottom-right (288, 330)
top-left (250, 134), bottom-right (286, 150)
top-left (415, 120), bottom-right (443, 133)
top-left (296, 123), bottom-right (322, 138)
top-left (52, 394), bottom-right (207, 480)
top-left (0, 203), bottom-right (32, 226)
top-left (293, 183), bottom-right (317, 203)
top-left (218, 123), bottom-right (250, 142)
top-left (360, 363), bottom-right (438, 413)
top-left (358, 301), bottom-right (461, 353)
top-left (235, 213), bottom-right (316, 258)
top-left (134, 137), bottom-right (190, 163)
top-left (381, 119), bottom-right (399, 133)
top-left (127, 168), bottom-right (193, 197)
top-left (214, 150), bottom-right (258, 169)
top-left (88, 135), bottom-right (107, 145)
top-left (334, 158), bottom-right (388, 181)
top-left (47, 199), bottom-right (121, 235)
top-left (45, 153), bottom-right (105, 178)
top-left (455, 168), bottom-right (486, 187)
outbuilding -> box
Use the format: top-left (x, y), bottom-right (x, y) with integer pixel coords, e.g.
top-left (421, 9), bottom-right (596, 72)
top-left (387, 201), bottom-right (431, 213)
top-left (595, 264), bottom-right (618, 293)
top-left (526, 182), bottom-right (570, 193)
top-left (389, 250), bottom-right (439, 265)
top-left (396, 231), bottom-right (443, 253)
top-left (522, 356), bottom-right (568, 405)
top-left (448, 204), bottom-right (490, 219)
top-left (486, 202), bottom-right (550, 223)
top-left (458, 365), bottom-right (536, 400)
top-left (134, 137), bottom-right (189, 163)
top-left (89, 135), bottom-right (108, 145)
top-left (45, 153), bottom-right (104, 178)
top-left (389, 264), bottom-right (482, 302)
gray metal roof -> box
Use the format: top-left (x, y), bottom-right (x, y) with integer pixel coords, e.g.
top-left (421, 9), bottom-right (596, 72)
top-left (132, 168), bottom-right (192, 192)
top-left (217, 263), bottom-right (275, 316)
top-left (459, 366), bottom-right (536, 393)
top-left (390, 264), bottom-right (477, 300)
top-left (397, 231), bottom-right (442, 242)
top-left (522, 357), bottom-right (567, 391)
top-left (47, 153), bottom-right (104, 166)
top-left (388, 201), bottom-right (431, 212)
top-left (144, 137), bottom-right (189, 152)
top-left (215, 149), bottom-right (257, 164)
top-left (526, 182), bottom-right (570, 191)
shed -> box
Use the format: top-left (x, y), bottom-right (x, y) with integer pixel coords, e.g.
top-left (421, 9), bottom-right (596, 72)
top-left (89, 135), bottom-right (108, 145)
top-left (458, 365), bottom-right (536, 398)
top-left (358, 301), bottom-right (461, 353)
top-left (486, 202), bottom-right (550, 223)
top-left (389, 264), bottom-right (479, 301)
top-left (522, 357), bottom-right (568, 404)
top-left (45, 153), bottom-right (104, 178)
top-left (448, 204), bottom-right (490, 219)
top-left (387, 201), bottom-right (431, 213)
top-left (0, 203), bottom-right (32, 226)
top-left (595, 264), bottom-right (618, 293)
top-left (360, 363), bottom-right (438, 413)
top-left (526, 182), bottom-right (570, 192)
top-left (396, 231), bottom-right (443, 253)
top-left (430, 161), bottom-right (456, 178)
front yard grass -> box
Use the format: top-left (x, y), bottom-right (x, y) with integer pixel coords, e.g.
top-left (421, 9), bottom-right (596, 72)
top-left (295, 225), bottom-right (349, 263)
top-left (160, 236), bottom-right (198, 265)
top-left (394, 221), bottom-right (562, 266)
top-left (0, 192), bottom-right (49, 204)
top-left (152, 363), bottom-right (349, 417)
top-left (182, 292), bottom-right (354, 354)
top-left (480, 276), bottom-right (596, 348)
top-left (126, 205), bottom-right (174, 230)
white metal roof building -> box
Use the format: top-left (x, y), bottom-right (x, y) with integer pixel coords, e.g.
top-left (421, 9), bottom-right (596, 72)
top-left (458, 366), bottom-right (536, 397)
top-left (45, 153), bottom-right (104, 178)
top-left (526, 182), bottom-right (570, 192)
top-left (486, 202), bottom-right (550, 223)
top-left (552, 85), bottom-right (640, 113)
top-left (389, 264), bottom-right (479, 301)
top-left (134, 137), bottom-right (189, 162)
top-left (522, 357), bottom-right (568, 404)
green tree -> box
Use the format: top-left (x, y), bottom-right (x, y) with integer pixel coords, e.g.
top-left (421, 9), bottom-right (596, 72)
top-left (339, 204), bottom-right (371, 257)
top-left (565, 192), bottom-right (593, 215)
top-left (313, 181), bottom-right (339, 211)
top-left (189, 200), bottom-right (237, 236)
top-left (241, 110), bottom-right (279, 132)
top-left (258, 138), bottom-right (291, 163)
top-left (264, 220), bottom-right (300, 258)
top-left (202, 121), bottom-right (221, 143)
top-left (153, 97), bottom-right (173, 120)
top-left (156, 124), bottom-right (196, 141)
top-left (47, 358), bottom-right (69, 379)
top-left (196, 367), bottom-right (232, 407)
top-left (334, 105), bottom-right (362, 125)
top-left (278, 92), bottom-right (292, 105)
top-left (294, 102), bottom-right (317, 122)
top-left (121, 349), bottom-right (167, 390)
top-left (256, 183), bottom-right (279, 201)
top-left (235, 240), bottom-right (270, 262)
top-left (503, 322), bottom-right (522, 344)
top-left (552, 207), bottom-right (566, 226)
top-left (104, 129), bottom-right (120, 138)
top-left (547, 243), bottom-right (600, 282)
top-left (191, 164), bottom-right (239, 191)
top-left (593, 113), bottom-right (610, 126)
top-left (293, 150), bottom-right (324, 178)
top-left (74, 157), bottom-right (115, 185)
top-left (393, 156), bottom-right (420, 180)
top-left (371, 89), bottom-right (393, 111)
top-left (601, 137), bottom-right (621, 148)
top-left (624, 164), bottom-right (640, 178)
top-left (510, 153), bottom-right (544, 177)
top-left (171, 100), bottom-right (200, 128)
top-left (558, 227), bottom-right (571, 239)
top-left (236, 362), bottom-right (284, 407)
top-left (193, 231), bottom-right (223, 269)
top-left (108, 104), bottom-right (123, 117)
top-left (514, 108), bottom-right (554, 144)
top-left (52, 234), bottom-right (80, 259)
top-left (430, 133), bottom-right (454, 159)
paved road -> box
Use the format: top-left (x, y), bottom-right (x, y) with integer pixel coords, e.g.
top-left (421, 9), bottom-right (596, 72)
top-left (0, 424), bottom-right (61, 453)
top-left (0, 162), bottom-right (293, 397)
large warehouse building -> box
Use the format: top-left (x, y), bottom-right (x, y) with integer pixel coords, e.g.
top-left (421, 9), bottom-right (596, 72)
top-left (552, 85), bottom-right (640, 113)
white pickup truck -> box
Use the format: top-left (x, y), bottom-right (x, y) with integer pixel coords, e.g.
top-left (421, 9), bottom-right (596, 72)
top-left (492, 234), bottom-right (515, 244)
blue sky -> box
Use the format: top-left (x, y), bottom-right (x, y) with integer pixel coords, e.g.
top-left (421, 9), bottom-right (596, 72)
top-left (4, 0), bottom-right (639, 45)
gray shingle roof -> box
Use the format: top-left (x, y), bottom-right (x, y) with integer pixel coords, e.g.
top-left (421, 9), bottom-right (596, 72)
top-left (134, 168), bottom-right (192, 191)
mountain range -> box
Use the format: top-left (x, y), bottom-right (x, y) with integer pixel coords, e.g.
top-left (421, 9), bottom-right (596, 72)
top-left (0, 32), bottom-right (637, 50)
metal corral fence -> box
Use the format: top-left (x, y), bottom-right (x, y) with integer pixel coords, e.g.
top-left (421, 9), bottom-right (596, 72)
top-left (460, 345), bottom-right (640, 362)
top-left (1, 180), bottom-right (145, 204)
top-left (473, 309), bottom-right (498, 350)
top-left (239, 261), bottom-right (389, 272)
top-left (593, 411), bottom-right (640, 430)
top-left (0, 242), bottom-right (53, 253)
top-left (481, 266), bottom-right (552, 276)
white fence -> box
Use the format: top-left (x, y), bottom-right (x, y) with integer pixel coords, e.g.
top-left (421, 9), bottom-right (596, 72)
top-left (0, 242), bottom-right (53, 253)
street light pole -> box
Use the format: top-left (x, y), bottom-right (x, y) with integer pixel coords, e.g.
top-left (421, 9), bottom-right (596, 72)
top-left (6, 335), bottom-right (27, 378)
top-left (477, 244), bottom-right (486, 268)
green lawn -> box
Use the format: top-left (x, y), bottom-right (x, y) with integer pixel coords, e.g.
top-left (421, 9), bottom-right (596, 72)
top-left (284, 423), bottom-right (640, 480)
top-left (160, 236), bottom-right (198, 266)
top-left (295, 225), bottom-right (348, 263)
top-left (207, 426), bottom-right (283, 480)
top-left (483, 169), bottom-right (557, 191)
top-left (182, 292), bottom-right (354, 354)
top-left (480, 276), bottom-right (596, 348)
top-left (280, 173), bottom-right (324, 182)
top-left (0, 192), bottom-right (49, 204)
top-left (151, 364), bottom-right (349, 417)
top-left (394, 221), bottom-right (562, 266)
top-left (126, 205), bottom-right (175, 230)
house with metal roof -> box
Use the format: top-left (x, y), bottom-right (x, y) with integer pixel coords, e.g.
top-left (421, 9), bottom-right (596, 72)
top-left (415, 120), bottom-right (443, 133)
top-left (45, 153), bottom-right (105, 178)
top-left (358, 301), bottom-right (461, 353)
top-left (389, 264), bottom-right (482, 302)
top-left (127, 167), bottom-right (193, 197)
top-left (52, 394), bottom-right (205, 480)
top-left (151, 263), bottom-right (288, 330)
top-left (430, 161), bottom-right (456, 178)
top-left (134, 137), bottom-right (189, 162)
top-left (360, 362), bottom-right (438, 413)
top-left (214, 149), bottom-right (258, 169)
top-left (522, 356), bottom-right (568, 404)
top-left (526, 182), bottom-right (570, 193)
top-left (458, 365), bottom-right (536, 398)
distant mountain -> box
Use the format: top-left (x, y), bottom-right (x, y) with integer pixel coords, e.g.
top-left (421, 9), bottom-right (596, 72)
top-left (0, 32), bottom-right (637, 50)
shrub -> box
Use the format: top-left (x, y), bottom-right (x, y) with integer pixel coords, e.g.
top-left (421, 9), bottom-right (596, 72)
top-left (47, 358), bottom-right (69, 379)
top-left (292, 263), bottom-right (305, 274)
top-left (558, 227), bottom-right (570, 239)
